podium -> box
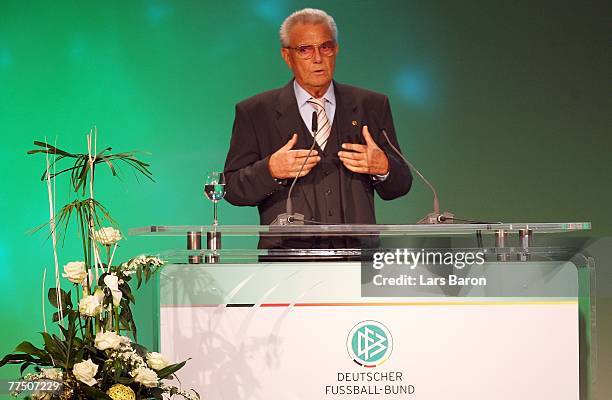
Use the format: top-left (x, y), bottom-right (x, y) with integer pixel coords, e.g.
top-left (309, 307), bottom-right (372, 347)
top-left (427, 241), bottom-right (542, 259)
top-left (130, 222), bottom-right (596, 400)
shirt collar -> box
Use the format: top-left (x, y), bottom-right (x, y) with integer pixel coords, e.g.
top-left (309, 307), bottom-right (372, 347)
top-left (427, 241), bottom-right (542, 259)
top-left (293, 80), bottom-right (336, 108)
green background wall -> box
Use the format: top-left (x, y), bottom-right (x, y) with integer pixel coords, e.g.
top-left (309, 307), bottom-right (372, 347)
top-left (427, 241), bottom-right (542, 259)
top-left (1, 0), bottom-right (610, 398)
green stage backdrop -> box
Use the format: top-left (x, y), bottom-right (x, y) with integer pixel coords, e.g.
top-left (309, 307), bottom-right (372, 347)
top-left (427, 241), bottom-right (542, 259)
top-left (1, 0), bottom-right (610, 398)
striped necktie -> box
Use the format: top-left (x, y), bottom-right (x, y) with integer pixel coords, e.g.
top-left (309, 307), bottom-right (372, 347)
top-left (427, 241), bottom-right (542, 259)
top-left (306, 97), bottom-right (331, 150)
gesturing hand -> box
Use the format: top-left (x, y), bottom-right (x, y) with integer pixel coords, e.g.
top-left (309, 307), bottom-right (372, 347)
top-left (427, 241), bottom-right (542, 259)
top-left (338, 125), bottom-right (389, 175)
top-left (268, 134), bottom-right (321, 179)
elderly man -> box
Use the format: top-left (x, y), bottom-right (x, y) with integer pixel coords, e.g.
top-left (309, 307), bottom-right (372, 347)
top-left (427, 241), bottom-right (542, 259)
top-left (224, 8), bottom-right (412, 249)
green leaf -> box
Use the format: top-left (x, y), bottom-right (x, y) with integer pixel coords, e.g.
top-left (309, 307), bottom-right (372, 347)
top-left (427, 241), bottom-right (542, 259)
top-left (29, 136), bottom-right (154, 198)
top-left (112, 358), bottom-right (123, 382)
top-left (47, 288), bottom-right (61, 308)
top-left (61, 311), bottom-right (80, 368)
top-left (80, 385), bottom-right (112, 399)
top-left (58, 321), bottom-right (71, 339)
top-left (156, 359), bottom-right (188, 380)
top-left (15, 341), bottom-right (47, 358)
top-left (136, 267), bottom-right (143, 289)
top-left (118, 306), bottom-right (138, 342)
top-left (98, 272), bottom-right (109, 287)
top-left (31, 197), bottom-right (116, 245)
top-left (40, 333), bottom-right (67, 364)
top-left (52, 310), bottom-right (70, 322)
top-left (148, 387), bottom-right (165, 400)
top-left (130, 342), bottom-right (149, 358)
top-left (119, 306), bottom-right (132, 329)
top-left (47, 287), bottom-right (72, 309)
top-left (115, 376), bottom-right (134, 385)
top-left (0, 352), bottom-right (36, 368)
top-left (28, 141), bottom-right (74, 157)
top-left (120, 282), bottom-right (135, 304)
top-left (20, 362), bottom-right (33, 376)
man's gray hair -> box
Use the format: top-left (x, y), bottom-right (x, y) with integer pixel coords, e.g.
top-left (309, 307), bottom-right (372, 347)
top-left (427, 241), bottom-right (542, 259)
top-left (279, 8), bottom-right (338, 47)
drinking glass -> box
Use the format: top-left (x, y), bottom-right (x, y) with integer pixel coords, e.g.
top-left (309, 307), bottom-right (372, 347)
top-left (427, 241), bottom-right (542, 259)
top-left (204, 171), bottom-right (226, 226)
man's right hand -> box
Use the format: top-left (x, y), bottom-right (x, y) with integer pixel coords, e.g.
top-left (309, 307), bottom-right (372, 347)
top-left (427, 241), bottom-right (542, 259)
top-left (268, 134), bottom-right (321, 179)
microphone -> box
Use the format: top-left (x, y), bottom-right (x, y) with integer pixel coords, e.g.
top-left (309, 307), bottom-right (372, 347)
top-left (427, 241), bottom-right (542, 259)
top-left (381, 129), bottom-right (454, 224)
top-left (272, 111), bottom-right (319, 225)
top-left (311, 110), bottom-right (318, 134)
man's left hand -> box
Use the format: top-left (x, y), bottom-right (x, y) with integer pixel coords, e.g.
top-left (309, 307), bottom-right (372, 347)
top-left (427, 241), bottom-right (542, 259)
top-left (338, 125), bottom-right (389, 175)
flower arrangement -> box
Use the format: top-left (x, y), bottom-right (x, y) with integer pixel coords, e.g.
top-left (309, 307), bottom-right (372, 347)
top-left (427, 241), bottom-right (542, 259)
top-left (0, 129), bottom-right (199, 399)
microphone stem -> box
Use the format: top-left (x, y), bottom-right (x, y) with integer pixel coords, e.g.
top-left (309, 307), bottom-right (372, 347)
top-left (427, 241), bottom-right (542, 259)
top-left (285, 111), bottom-right (320, 216)
top-left (382, 130), bottom-right (440, 215)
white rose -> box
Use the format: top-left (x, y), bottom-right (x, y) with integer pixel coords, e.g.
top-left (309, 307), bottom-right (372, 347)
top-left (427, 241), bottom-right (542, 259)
top-left (103, 274), bottom-right (123, 306)
top-left (146, 352), bottom-right (169, 370)
top-left (40, 368), bottom-right (62, 380)
top-left (131, 366), bottom-right (158, 387)
top-left (78, 293), bottom-right (102, 317)
top-left (93, 227), bottom-right (122, 245)
top-left (93, 288), bottom-right (105, 302)
top-left (94, 331), bottom-right (123, 351)
top-left (62, 261), bottom-right (87, 284)
top-left (73, 359), bottom-right (98, 386)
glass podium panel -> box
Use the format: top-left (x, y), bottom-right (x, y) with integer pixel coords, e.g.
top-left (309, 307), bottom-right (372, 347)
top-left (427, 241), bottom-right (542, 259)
top-left (130, 222), bottom-right (591, 237)
top-left (131, 223), bottom-right (596, 400)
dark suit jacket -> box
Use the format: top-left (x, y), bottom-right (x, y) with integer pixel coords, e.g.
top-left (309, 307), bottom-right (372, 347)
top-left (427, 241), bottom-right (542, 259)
top-left (223, 80), bottom-right (412, 248)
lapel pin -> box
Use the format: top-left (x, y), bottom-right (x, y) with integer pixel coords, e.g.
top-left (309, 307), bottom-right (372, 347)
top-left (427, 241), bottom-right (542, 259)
top-left (351, 120), bottom-right (358, 126)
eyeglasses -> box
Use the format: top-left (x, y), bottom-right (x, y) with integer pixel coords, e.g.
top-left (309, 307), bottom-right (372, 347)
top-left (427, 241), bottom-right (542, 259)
top-left (284, 40), bottom-right (337, 59)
